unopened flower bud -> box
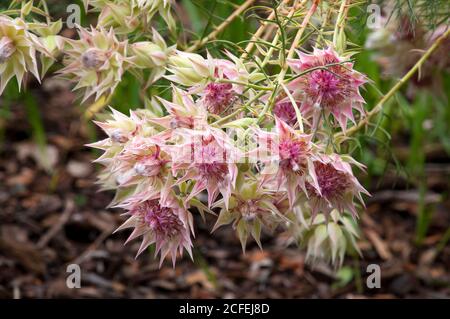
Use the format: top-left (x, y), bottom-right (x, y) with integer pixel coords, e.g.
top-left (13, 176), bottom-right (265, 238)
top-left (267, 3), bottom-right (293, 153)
top-left (131, 42), bottom-right (167, 68)
top-left (0, 37), bottom-right (16, 63)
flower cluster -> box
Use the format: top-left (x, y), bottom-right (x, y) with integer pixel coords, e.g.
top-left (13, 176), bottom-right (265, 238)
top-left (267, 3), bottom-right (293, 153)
top-left (0, 1), bottom-right (376, 268)
top-left (0, 4), bottom-right (174, 103)
top-left (85, 0), bottom-right (176, 34)
top-left (90, 47), bottom-right (369, 265)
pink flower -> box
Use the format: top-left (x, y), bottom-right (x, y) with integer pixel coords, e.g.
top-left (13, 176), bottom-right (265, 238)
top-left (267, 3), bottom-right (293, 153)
top-left (113, 136), bottom-right (170, 190)
top-left (200, 82), bottom-right (236, 114)
top-left (273, 99), bottom-right (299, 127)
top-left (91, 108), bottom-right (143, 146)
top-left (252, 117), bottom-right (319, 207)
top-left (287, 47), bottom-right (366, 131)
top-left (306, 154), bottom-right (370, 219)
top-left (168, 127), bottom-right (241, 209)
top-left (150, 86), bottom-right (207, 131)
top-left (115, 192), bottom-right (193, 267)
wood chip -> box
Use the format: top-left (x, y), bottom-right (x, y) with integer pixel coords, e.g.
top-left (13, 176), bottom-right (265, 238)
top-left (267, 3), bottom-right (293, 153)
top-left (364, 229), bottom-right (393, 260)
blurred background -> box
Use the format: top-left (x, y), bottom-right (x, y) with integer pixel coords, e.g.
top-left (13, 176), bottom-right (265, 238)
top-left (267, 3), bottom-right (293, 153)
top-left (0, 0), bottom-right (449, 298)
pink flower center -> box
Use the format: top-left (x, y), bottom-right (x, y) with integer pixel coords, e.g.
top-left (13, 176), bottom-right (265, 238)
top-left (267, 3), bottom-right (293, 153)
top-left (309, 162), bottom-right (350, 198)
top-left (195, 142), bottom-right (229, 181)
top-left (197, 162), bottom-right (228, 181)
top-left (278, 138), bottom-right (308, 173)
top-left (202, 82), bottom-right (235, 114)
top-left (308, 70), bottom-right (341, 103)
top-left (133, 200), bottom-right (183, 238)
top-left (273, 101), bottom-right (297, 126)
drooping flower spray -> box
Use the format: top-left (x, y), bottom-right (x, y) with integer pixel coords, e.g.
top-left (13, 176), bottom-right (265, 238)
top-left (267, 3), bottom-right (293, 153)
top-left (2, 0), bottom-right (448, 268)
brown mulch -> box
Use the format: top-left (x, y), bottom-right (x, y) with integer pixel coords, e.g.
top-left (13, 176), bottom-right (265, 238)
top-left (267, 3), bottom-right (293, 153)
top-left (0, 80), bottom-right (449, 299)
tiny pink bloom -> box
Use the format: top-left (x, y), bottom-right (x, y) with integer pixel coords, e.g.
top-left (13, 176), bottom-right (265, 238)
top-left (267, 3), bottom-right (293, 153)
top-left (251, 117), bottom-right (319, 207)
top-left (115, 193), bottom-right (193, 267)
top-left (273, 99), bottom-right (298, 127)
top-left (87, 108), bottom-right (145, 175)
top-left (207, 50), bottom-right (251, 96)
top-left (199, 82), bottom-right (236, 114)
top-left (287, 47), bottom-right (367, 131)
top-left (212, 53), bottom-right (243, 84)
top-left (306, 154), bottom-right (370, 219)
top-left (194, 52), bottom-right (248, 115)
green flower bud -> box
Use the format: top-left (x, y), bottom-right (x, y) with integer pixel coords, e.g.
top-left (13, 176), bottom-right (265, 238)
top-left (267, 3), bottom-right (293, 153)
top-left (131, 42), bottom-right (166, 69)
top-left (299, 210), bottom-right (361, 268)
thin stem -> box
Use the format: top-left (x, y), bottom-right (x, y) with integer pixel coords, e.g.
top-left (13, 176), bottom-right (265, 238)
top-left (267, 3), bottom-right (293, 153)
top-left (281, 83), bottom-right (304, 132)
top-left (84, 95), bottom-right (112, 119)
top-left (213, 108), bottom-right (245, 126)
top-left (283, 61), bottom-right (351, 83)
top-left (213, 90), bottom-right (265, 126)
top-left (257, 0), bottom-right (320, 124)
top-left (285, 0), bottom-right (319, 64)
top-left (40, 0), bottom-right (51, 24)
top-left (277, 0), bottom-right (319, 82)
top-left (337, 28), bottom-right (450, 139)
top-left (186, 0), bottom-right (256, 53)
top-left (260, 1), bottom-right (303, 68)
top-left (260, 32), bottom-right (281, 68)
top-left (218, 79), bottom-right (272, 91)
top-left (333, 0), bottom-right (348, 47)
top-left (242, 0), bottom-right (292, 59)
top-left (317, 5), bottom-right (332, 44)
